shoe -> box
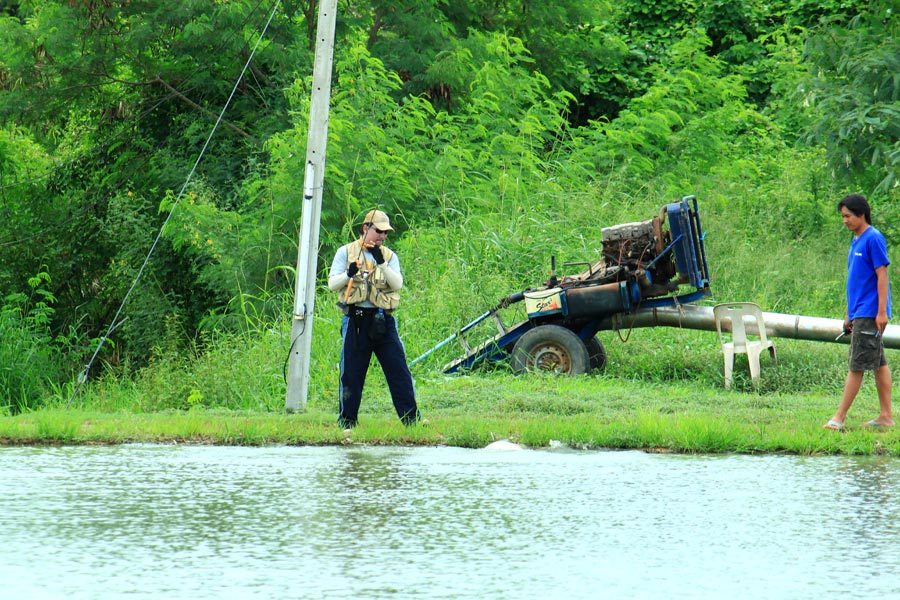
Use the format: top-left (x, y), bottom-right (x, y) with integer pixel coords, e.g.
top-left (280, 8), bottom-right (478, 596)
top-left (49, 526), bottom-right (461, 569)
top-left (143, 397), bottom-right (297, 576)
top-left (822, 419), bottom-right (844, 432)
top-left (401, 412), bottom-right (426, 427)
top-left (864, 420), bottom-right (893, 429)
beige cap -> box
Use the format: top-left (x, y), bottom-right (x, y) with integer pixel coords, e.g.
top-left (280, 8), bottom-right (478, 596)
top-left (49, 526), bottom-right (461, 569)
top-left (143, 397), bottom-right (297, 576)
top-left (363, 209), bottom-right (394, 231)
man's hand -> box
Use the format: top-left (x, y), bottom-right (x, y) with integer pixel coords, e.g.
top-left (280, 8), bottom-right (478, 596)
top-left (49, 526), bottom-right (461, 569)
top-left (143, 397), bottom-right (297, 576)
top-left (876, 312), bottom-right (889, 334)
top-left (369, 246), bottom-right (385, 264)
top-left (347, 262), bottom-right (359, 278)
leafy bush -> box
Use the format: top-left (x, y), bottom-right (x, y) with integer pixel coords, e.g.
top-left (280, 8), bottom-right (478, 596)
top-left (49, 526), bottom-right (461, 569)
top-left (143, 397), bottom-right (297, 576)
top-left (798, 2), bottom-right (900, 194)
top-left (0, 271), bottom-right (61, 414)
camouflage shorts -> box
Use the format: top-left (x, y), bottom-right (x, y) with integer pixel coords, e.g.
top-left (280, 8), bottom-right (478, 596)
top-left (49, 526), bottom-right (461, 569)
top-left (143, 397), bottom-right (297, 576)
top-left (848, 317), bottom-right (887, 371)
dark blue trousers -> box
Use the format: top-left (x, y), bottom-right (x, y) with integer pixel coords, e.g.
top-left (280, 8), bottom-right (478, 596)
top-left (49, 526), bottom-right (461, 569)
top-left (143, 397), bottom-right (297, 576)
top-left (338, 309), bottom-right (419, 427)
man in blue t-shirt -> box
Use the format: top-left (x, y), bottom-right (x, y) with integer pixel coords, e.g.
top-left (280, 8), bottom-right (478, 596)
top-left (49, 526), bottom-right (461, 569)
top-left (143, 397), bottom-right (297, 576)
top-left (824, 194), bottom-right (894, 431)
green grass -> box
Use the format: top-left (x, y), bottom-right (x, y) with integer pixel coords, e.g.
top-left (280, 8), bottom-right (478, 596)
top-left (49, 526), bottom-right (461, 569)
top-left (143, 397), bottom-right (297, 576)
top-left (11, 267), bottom-right (894, 455)
top-left (10, 238), bottom-right (889, 455)
top-left (4, 363), bottom-right (898, 455)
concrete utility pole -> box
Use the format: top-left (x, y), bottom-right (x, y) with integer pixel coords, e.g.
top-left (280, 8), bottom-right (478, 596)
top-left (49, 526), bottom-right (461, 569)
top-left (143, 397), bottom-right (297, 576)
top-left (285, 0), bottom-right (338, 411)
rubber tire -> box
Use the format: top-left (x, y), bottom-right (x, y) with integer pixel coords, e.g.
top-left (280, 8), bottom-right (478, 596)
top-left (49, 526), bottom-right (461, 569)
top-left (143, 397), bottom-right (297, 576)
top-left (585, 335), bottom-right (608, 373)
top-left (511, 325), bottom-right (591, 376)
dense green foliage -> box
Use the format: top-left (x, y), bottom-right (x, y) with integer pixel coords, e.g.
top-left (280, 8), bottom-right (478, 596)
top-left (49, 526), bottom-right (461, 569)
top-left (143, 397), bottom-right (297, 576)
top-left (0, 0), bottom-right (898, 415)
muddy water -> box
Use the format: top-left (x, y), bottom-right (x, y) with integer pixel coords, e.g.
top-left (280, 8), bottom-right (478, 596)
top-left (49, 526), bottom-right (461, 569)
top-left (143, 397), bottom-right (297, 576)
top-left (1, 445), bottom-right (898, 599)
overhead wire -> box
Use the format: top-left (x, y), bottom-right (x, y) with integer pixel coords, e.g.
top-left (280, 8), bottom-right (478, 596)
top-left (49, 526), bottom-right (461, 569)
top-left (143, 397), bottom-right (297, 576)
top-left (0, 60), bottom-right (261, 263)
top-left (67, 0), bottom-right (283, 407)
top-left (0, 0), bottom-right (270, 212)
top-left (1, 0), bottom-right (278, 360)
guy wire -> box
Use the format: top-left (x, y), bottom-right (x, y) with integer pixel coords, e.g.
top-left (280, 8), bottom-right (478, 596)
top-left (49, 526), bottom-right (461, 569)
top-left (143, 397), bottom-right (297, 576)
top-left (67, 0), bottom-right (283, 407)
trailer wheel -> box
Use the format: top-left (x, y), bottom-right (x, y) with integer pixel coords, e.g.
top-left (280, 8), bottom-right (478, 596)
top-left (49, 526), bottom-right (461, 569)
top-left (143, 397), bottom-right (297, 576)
top-left (511, 325), bottom-right (591, 375)
top-left (585, 335), bottom-right (608, 372)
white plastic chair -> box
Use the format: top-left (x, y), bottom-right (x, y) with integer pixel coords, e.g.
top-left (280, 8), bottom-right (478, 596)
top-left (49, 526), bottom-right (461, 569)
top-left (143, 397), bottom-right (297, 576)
top-left (713, 302), bottom-right (777, 389)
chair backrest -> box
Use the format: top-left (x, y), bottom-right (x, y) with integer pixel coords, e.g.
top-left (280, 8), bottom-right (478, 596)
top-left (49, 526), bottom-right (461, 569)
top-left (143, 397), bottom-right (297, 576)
top-left (713, 302), bottom-right (769, 351)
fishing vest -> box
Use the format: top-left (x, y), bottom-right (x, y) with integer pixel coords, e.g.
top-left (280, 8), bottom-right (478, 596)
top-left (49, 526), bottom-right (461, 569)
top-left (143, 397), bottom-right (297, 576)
top-left (339, 239), bottom-right (400, 311)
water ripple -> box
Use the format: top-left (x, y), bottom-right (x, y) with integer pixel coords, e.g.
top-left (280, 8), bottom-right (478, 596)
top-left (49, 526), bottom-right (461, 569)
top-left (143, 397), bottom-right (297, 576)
top-left (0, 446), bottom-right (898, 599)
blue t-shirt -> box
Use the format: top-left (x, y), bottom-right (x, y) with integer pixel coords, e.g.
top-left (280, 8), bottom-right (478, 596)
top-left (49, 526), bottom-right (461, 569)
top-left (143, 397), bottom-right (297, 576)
top-left (847, 226), bottom-right (892, 320)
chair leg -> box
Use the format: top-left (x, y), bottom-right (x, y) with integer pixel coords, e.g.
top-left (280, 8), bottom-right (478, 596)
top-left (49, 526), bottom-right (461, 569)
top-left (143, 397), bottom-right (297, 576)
top-left (723, 347), bottom-right (735, 389)
top-left (748, 347), bottom-right (762, 387)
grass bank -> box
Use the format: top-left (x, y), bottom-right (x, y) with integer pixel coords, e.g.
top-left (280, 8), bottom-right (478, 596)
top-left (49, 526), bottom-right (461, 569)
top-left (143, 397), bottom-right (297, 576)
top-left (3, 373), bottom-right (898, 455)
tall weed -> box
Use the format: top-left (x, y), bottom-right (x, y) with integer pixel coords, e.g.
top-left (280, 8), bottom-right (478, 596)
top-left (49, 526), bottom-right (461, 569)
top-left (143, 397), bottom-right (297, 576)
top-left (0, 271), bottom-right (62, 414)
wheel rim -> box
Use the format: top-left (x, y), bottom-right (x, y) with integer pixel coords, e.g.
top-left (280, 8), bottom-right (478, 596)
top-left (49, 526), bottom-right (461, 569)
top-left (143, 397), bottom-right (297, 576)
top-left (511, 324), bottom-right (590, 376)
top-left (530, 343), bottom-right (572, 373)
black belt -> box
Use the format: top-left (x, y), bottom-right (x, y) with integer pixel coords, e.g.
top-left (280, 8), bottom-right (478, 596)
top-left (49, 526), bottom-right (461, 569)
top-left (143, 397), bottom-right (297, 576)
top-left (350, 307), bottom-right (391, 318)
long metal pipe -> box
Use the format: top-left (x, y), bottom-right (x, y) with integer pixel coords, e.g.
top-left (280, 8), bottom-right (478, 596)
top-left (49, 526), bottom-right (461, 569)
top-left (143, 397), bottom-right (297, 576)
top-left (597, 304), bottom-right (900, 349)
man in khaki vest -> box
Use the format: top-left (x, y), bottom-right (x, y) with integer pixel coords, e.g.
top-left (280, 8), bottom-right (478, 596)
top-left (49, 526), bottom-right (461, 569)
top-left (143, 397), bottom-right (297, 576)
top-left (328, 209), bottom-right (421, 429)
